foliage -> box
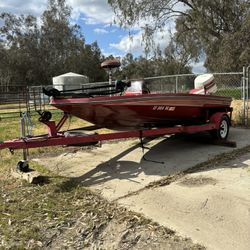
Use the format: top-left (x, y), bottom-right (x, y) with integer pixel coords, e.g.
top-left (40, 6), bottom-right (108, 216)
top-left (0, 0), bottom-right (106, 86)
top-left (108, 0), bottom-right (250, 71)
top-left (116, 51), bottom-right (191, 79)
top-left (0, 0), bottom-right (200, 86)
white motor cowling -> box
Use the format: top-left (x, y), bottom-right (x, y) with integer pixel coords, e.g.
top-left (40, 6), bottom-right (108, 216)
top-left (190, 73), bottom-right (217, 95)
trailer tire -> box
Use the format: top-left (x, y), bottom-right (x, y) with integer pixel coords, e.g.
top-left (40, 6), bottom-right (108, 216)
top-left (210, 115), bottom-right (230, 140)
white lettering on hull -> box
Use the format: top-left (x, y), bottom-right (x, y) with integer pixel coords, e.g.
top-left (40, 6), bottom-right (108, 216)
top-left (153, 106), bottom-right (176, 111)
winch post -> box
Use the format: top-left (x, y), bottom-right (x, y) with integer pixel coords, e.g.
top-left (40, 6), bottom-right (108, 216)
top-left (40, 112), bottom-right (69, 136)
top-left (19, 112), bottom-right (30, 171)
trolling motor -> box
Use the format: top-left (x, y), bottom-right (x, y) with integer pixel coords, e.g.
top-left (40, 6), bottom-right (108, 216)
top-left (42, 58), bottom-right (131, 98)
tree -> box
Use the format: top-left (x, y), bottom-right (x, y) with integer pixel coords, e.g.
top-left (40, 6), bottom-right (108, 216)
top-left (0, 13), bottom-right (41, 84)
top-left (115, 50), bottom-right (191, 80)
top-left (41, 0), bottom-right (78, 81)
top-left (0, 0), bottom-right (107, 86)
top-left (79, 41), bottom-right (106, 82)
top-left (117, 53), bottom-right (139, 79)
top-left (108, 0), bottom-right (250, 71)
top-left (175, 0), bottom-right (250, 71)
top-left (41, 0), bottom-right (106, 82)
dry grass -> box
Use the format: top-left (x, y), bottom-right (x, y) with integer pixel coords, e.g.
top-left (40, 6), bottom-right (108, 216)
top-left (0, 174), bottom-right (205, 249)
top-left (231, 99), bottom-right (244, 124)
top-left (231, 99), bottom-right (250, 125)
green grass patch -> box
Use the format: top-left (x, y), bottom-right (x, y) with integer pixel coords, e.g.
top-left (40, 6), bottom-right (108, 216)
top-left (0, 112), bottom-right (90, 175)
top-left (0, 111), bottom-right (91, 140)
top-left (216, 88), bottom-right (241, 99)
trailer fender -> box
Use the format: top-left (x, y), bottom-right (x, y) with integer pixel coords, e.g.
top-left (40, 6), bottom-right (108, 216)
top-left (209, 112), bottom-right (230, 140)
top-left (209, 112), bottom-right (230, 128)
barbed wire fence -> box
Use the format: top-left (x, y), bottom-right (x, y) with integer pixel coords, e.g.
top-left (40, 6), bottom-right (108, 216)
top-left (0, 71), bottom-right (248, 125)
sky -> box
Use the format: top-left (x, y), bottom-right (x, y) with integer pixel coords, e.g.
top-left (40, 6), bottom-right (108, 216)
top-left (0, 0), bottom-right (205, 73)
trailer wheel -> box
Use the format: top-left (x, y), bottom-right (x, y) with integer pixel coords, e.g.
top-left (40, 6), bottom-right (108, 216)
top-left (210, 115), bottom-right (230, 140)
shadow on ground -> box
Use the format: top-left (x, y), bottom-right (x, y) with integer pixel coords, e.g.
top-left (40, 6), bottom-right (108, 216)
top-left (56, 132), bottom-right (249, 192)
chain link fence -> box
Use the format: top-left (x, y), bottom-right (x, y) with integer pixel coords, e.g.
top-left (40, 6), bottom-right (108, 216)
top-left (143, 73), bottom-right (243, 99)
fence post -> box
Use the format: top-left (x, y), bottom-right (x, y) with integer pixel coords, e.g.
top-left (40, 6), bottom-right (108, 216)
top-left (246, 65), bottom-right (250, 127)
top-left (243, 67), bottom-right (246, 125)
top-left (242, 66), bottom-right (250, 127)
top-left (175, 76), bottom-right (178, 93)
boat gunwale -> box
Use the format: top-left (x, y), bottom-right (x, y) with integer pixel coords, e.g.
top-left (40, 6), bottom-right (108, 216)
top-left (50, 93), bottom-right (232, 106)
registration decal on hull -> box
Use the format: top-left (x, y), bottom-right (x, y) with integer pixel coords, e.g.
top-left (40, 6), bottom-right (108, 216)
top-left (153, 106), bottom-right (176, 111)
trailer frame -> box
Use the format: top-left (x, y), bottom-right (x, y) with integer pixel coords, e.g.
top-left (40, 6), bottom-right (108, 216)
top-left (0, 111), bottom-right (231, 152)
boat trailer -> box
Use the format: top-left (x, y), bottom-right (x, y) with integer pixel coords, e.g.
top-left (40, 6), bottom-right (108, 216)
top-left (0, 111), bottom-right (234, 171)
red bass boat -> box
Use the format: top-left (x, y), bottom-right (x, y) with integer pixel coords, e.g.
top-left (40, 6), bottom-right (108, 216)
top-left (45, 75), bottom-right (232, 133)
top-left (0, 73), bottom-right (233, 166)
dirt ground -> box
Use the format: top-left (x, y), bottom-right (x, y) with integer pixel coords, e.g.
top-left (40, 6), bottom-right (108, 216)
top-left (32, 128), bottom-right (250, 249)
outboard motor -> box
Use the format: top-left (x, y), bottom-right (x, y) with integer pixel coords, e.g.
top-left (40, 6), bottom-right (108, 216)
top-left (190, 74), bottom-right (217, 95)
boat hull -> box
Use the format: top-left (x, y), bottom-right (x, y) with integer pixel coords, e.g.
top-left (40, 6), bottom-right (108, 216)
top-left (50, 93), bottom-right (232, 130)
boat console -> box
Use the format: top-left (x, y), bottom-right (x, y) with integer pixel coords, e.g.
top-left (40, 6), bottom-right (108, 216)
top-left (124, 80), bottom-right (150, 96)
